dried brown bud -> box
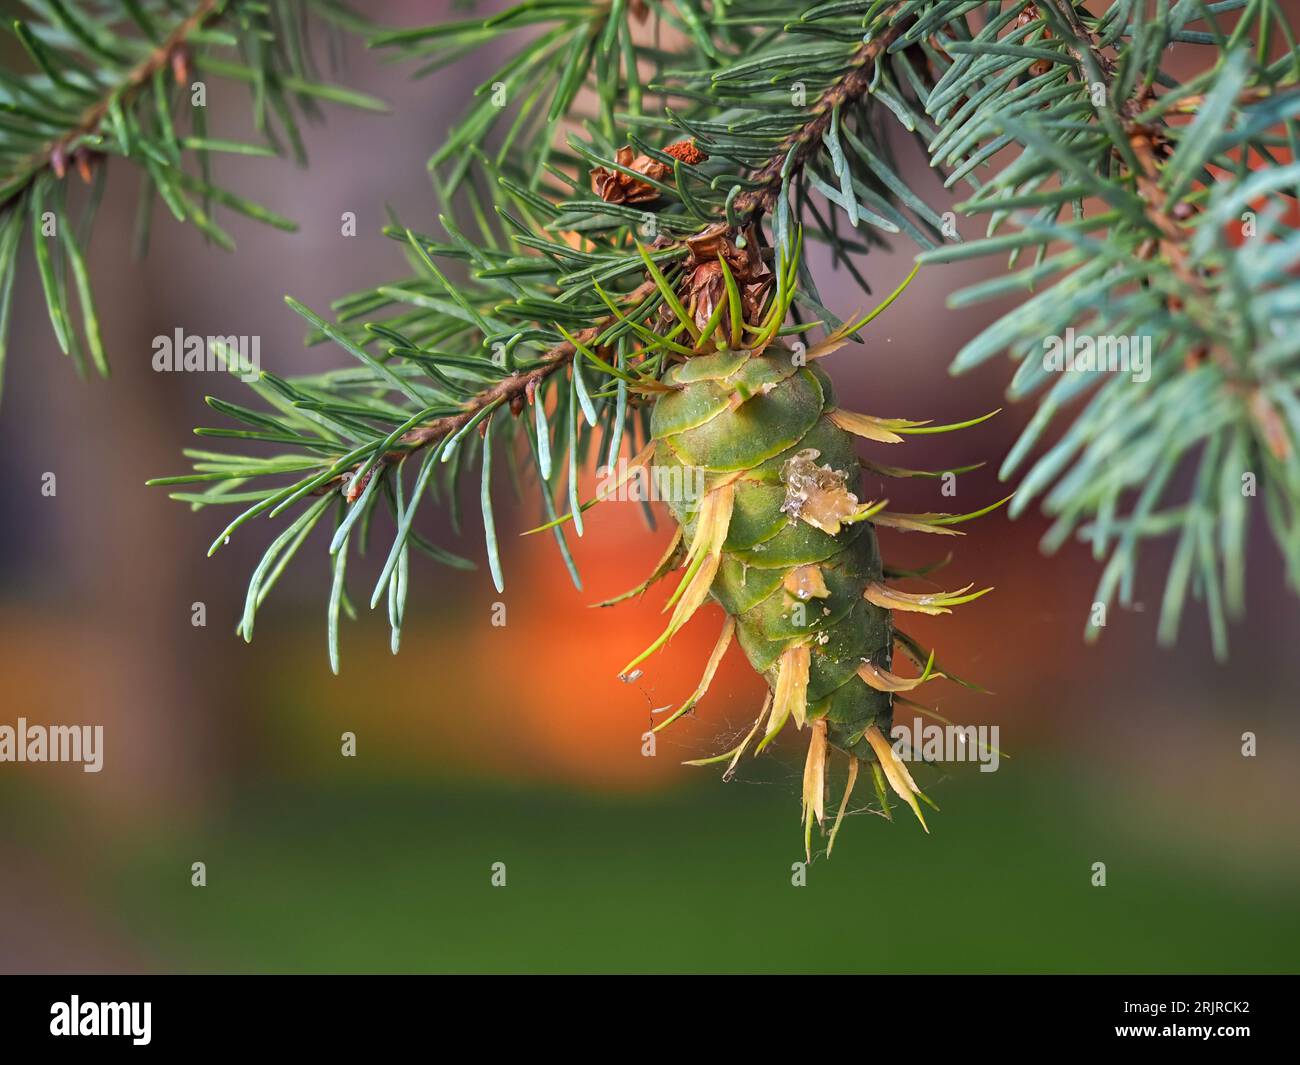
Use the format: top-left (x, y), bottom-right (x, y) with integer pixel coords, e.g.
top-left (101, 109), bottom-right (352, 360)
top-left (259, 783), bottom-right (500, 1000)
top-left (510, 393), bottom-right (526, 417)
top-left (74, 150), bottom-right (97, 184)
top-left (1015, 10), bottom-right (1052, 78)
top-left (345, 467), bottom-right (374, 504)
top-left (1127, 123), bottom-right (1172, 160)
top-left (170, 45), bottom-right (191, 85)
top-left (664, 222), bottom-right (775, 339)
top-left (663, 140), bottom-right (709, 166)
top-left (590, 146), bottom-right (671, 205)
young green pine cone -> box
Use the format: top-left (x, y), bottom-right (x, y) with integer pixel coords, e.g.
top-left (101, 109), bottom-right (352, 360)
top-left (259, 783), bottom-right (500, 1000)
top-left (615, 327), bottom-right (997, 858)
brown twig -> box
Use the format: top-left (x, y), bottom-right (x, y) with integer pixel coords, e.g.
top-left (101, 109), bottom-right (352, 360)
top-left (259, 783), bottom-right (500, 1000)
top-left (734, 12), bottom-right (906, 219)
top-left (331, 280), bottom-right (659, 500)
top-left (1055, 12), bottom-right (1214, 353)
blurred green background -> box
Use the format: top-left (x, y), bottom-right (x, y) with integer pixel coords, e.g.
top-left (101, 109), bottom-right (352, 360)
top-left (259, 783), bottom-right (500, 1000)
top-left (6, 755), bottom-right (1299, 973)
top-left (0, 1), bottom-right (1297, 973)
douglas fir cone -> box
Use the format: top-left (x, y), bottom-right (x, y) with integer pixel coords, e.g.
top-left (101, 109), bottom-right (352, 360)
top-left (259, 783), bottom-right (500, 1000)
top-left (553, 224), bottom-right (1005, 858)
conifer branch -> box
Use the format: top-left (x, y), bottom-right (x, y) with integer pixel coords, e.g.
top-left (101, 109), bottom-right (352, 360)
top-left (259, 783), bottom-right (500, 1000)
top-left (331, 13), bottom-right (923, 487)
top-left (155, 0), bottom-right (1300, 664)
top-left (918, 0), bottom-right (1300, 656)
top-left (0, 0), bottom-right (384, 398)
top-left (324, 279), bottom-right (659, 499)
top-left (0, 0), bottom-right (224, 211)
top-left (734, 12), bottom-right (908, 220)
